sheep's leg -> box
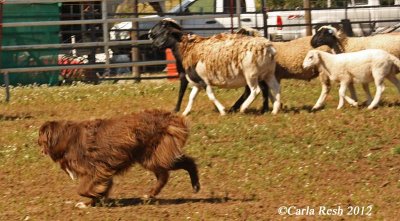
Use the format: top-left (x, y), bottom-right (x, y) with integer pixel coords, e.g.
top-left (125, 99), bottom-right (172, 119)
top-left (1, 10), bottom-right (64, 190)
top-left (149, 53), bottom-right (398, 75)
top-left (313, 74), bottom-right (331, 110)
top-left (348, 83), bottom-right (358, 103)
top-left (368, 79), bottom-right (385, 109)
top-left (386, 74), bottom-right (400, 94)
top-left (174, 74), bottom-right (189, 112)
top-left (343, 84), bottom-right (358, 107)
top-left (345, 83), bottom-right (359, 107)
top-left (239, 84), bottom-right (260, 113)
top-left (337, 82), bottom-right (348, 109)
top-left (170, 155), bottom-right (200, 193)
top-left (229, 86), bottom-right (250, 113)
top-left (259, 81), bottom-right (270, 113)
top-left (229, 81), bottom-right (270, 113)
top-left (265, 76), bottom-right (281, 115)
top-left (205, 85), bottom-right (226, 116)
top-left (182, 86), bottom-right (200, 116)
top-left (147, 169), bottom-right (170, 198)
top-left (361, 83), bottom-right (373, 105)
top-left (343, 95), bottom-right (358, 107)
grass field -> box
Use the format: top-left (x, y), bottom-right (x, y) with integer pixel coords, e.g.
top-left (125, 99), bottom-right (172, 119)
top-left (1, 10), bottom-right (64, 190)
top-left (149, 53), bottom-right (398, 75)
top-left (0, 78), bottom-right (399, 220)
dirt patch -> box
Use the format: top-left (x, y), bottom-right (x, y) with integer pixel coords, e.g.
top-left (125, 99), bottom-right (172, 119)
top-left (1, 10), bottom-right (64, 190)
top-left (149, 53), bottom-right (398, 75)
top-left (1, 80), bottom-right (399, 220)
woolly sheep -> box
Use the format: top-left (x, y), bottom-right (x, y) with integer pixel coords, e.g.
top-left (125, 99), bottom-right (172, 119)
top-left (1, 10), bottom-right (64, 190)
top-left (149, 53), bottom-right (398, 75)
top-left (149, 19), bottom-right (280, 115)
top-left (303, 49), bottom-right (400, 109)
top-left (311, 26), bottom-right (400, 104)
top-left (234, 27), bottom-right (362, 111)
top-left (311, 26), bottom-right (400, 56)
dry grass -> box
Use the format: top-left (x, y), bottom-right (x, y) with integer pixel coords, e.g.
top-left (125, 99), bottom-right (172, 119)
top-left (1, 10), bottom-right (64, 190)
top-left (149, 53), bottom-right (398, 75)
top-left (0, 78), bottom-right (400, 220)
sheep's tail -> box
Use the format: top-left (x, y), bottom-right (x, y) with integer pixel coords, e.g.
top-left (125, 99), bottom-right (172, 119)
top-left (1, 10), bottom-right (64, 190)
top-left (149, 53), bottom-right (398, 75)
top-left (151, 114), bottom-right (190, 170)
top-left (266, 44), bottom-right (277, 60)
top-left (388, 54), bottom-right (400, 73)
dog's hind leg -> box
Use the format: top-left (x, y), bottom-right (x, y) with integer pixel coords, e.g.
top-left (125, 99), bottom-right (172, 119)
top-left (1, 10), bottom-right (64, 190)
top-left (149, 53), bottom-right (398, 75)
top-left (147, 169), bottom-right (170, 198)
top-left (170, 155), bottom-right (200, 193)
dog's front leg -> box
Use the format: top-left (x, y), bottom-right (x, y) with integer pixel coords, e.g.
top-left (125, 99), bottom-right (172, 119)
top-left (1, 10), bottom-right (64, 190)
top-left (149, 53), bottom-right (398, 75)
top-left (76, 177), bottom-right (113, 208)
top-left (75, 197), bottom-right (110, 209)
top-left (75, 198), bottom-right (96, 209)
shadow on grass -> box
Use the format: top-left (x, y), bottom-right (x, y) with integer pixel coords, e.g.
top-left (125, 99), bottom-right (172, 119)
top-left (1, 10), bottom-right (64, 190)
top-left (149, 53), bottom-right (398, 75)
top-left (281, 100), bottom-right (400, 113)
top-left (0, 114), bottom-right (33, 121)
top-left (379, 100), bottom-right (400, 108)
top-left (227, 105), bottom-right (316, 115)
top-left (281, 105), bottom-right (314, 114)
top-left (100, 196), bottom-right (253, 207)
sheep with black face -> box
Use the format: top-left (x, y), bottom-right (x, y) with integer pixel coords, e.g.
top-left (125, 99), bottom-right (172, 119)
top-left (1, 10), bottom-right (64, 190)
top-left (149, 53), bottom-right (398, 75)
top-left (311, 26), bottom-right (400, 105)
top-left (149, 18), bottom-right (280, 115)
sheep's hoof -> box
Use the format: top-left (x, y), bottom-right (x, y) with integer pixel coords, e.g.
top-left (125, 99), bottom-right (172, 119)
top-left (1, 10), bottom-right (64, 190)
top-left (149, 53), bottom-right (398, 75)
top-left (365, 100), bottom-right (373, 106)
top-left (228, 107), bottom-right (239, 113)
top-left (367, 105), bottom-right (376, 110)
top-left (351, 102), bottom-right (358, 107)
top-left (271, 110), bottom-right (278, 115)
top-left (220, 112), bottom-right (227, 116)
top-left (311, 107), bottom-right (320, 111)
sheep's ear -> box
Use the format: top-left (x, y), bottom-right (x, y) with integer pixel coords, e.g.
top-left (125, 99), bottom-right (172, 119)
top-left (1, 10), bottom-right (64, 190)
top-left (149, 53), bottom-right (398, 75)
top-left (170, 28), bottom-right (183, 41)
top-left (314, 51), bottom-right (321, 60)
top-left (162, 18), bottom-right (182, 30)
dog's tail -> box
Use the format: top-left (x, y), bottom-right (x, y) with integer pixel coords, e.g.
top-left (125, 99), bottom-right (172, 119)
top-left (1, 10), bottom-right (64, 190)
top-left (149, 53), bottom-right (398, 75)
top-left (152, 113), bottom-right (190, 169)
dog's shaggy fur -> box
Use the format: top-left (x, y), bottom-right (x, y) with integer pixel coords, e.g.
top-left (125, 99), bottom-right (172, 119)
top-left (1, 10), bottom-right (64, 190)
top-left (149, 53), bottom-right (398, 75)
top-left (37, 109), bottom-right (200, 208)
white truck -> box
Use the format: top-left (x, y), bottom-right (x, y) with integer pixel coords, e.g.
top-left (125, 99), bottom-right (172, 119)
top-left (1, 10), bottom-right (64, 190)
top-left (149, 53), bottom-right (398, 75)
top-left (110, 0), bottom-right (400, 41)
top-left (268, 0), bottom-right (400, 41)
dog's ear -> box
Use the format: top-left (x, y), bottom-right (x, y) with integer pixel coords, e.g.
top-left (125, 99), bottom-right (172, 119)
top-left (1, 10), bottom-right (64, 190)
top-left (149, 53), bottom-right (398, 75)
top-left (38, 121), bottom-right (65, 160)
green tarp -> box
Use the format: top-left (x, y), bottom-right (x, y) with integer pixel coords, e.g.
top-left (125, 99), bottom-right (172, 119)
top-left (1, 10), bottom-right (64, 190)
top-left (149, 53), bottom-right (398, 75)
top-left (1, 3), bottom-right (60, 86)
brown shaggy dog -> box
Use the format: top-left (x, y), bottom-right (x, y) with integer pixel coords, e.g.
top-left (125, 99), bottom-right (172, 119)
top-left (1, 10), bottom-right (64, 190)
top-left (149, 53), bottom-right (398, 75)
top-left (37, 109), bottom-right (200, 208)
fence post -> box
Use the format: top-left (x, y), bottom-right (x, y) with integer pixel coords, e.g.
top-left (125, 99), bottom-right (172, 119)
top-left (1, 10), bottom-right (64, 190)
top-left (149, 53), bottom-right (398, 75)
top-left (236, 0), bottom-right (241, 29)
top-left (101, 0), bottom-right (110, 74)
top-left (261, 0), bottom-right (268, 38)
top-left (0, 0), bottom-right (7, 102)
top-left (4, 72), bottom-right (10, 102)
top-left (131, 0), bottom-right (140, 82)
top-left (304, 0), bottom-right (312, 36)
top-left (229, 0), bottom-right (234, 33)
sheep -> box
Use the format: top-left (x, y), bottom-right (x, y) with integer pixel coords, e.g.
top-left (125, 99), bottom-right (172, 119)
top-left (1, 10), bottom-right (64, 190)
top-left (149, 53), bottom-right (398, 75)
top-left (233, 27), bottom-right (363, 111)
top-left (311, 26), bottom-right (400, 56)
top-left (302, 49), bottom-right (400, 109)
top-left (149, 18), bottom-right (280, 115)
top-left (156, 24), bottom-right (269, 114)
top-left (311, 26), bottom-right (400, 104)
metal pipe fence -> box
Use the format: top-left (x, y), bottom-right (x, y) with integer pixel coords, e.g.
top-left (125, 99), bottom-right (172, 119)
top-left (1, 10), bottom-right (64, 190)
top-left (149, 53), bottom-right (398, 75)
top-left (0, 0), bottom-right (232, 75)
top-left (0, 0), bottom-right (399, 102)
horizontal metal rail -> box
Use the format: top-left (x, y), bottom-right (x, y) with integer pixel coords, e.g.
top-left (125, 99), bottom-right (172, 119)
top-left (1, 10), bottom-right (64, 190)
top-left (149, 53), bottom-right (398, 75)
top-left (99, 75), bottom-right (178, 81)
top-left (1, 40), bottom-right (152, 51)
top-left (5, 0), bottom-right (102, 4)
top-left (2, 14), bottom-right (230, 28)
top-left (0, 60), bottom-right (174, 74)
top-left (5, 0), bottom-right (164, 3)
top-left (267, 19), bottom-right (400, 28)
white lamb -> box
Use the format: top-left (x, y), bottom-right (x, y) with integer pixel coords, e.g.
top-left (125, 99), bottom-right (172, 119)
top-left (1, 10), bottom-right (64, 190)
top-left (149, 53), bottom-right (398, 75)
top-left (302, 49), bottom-right (400, 109)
